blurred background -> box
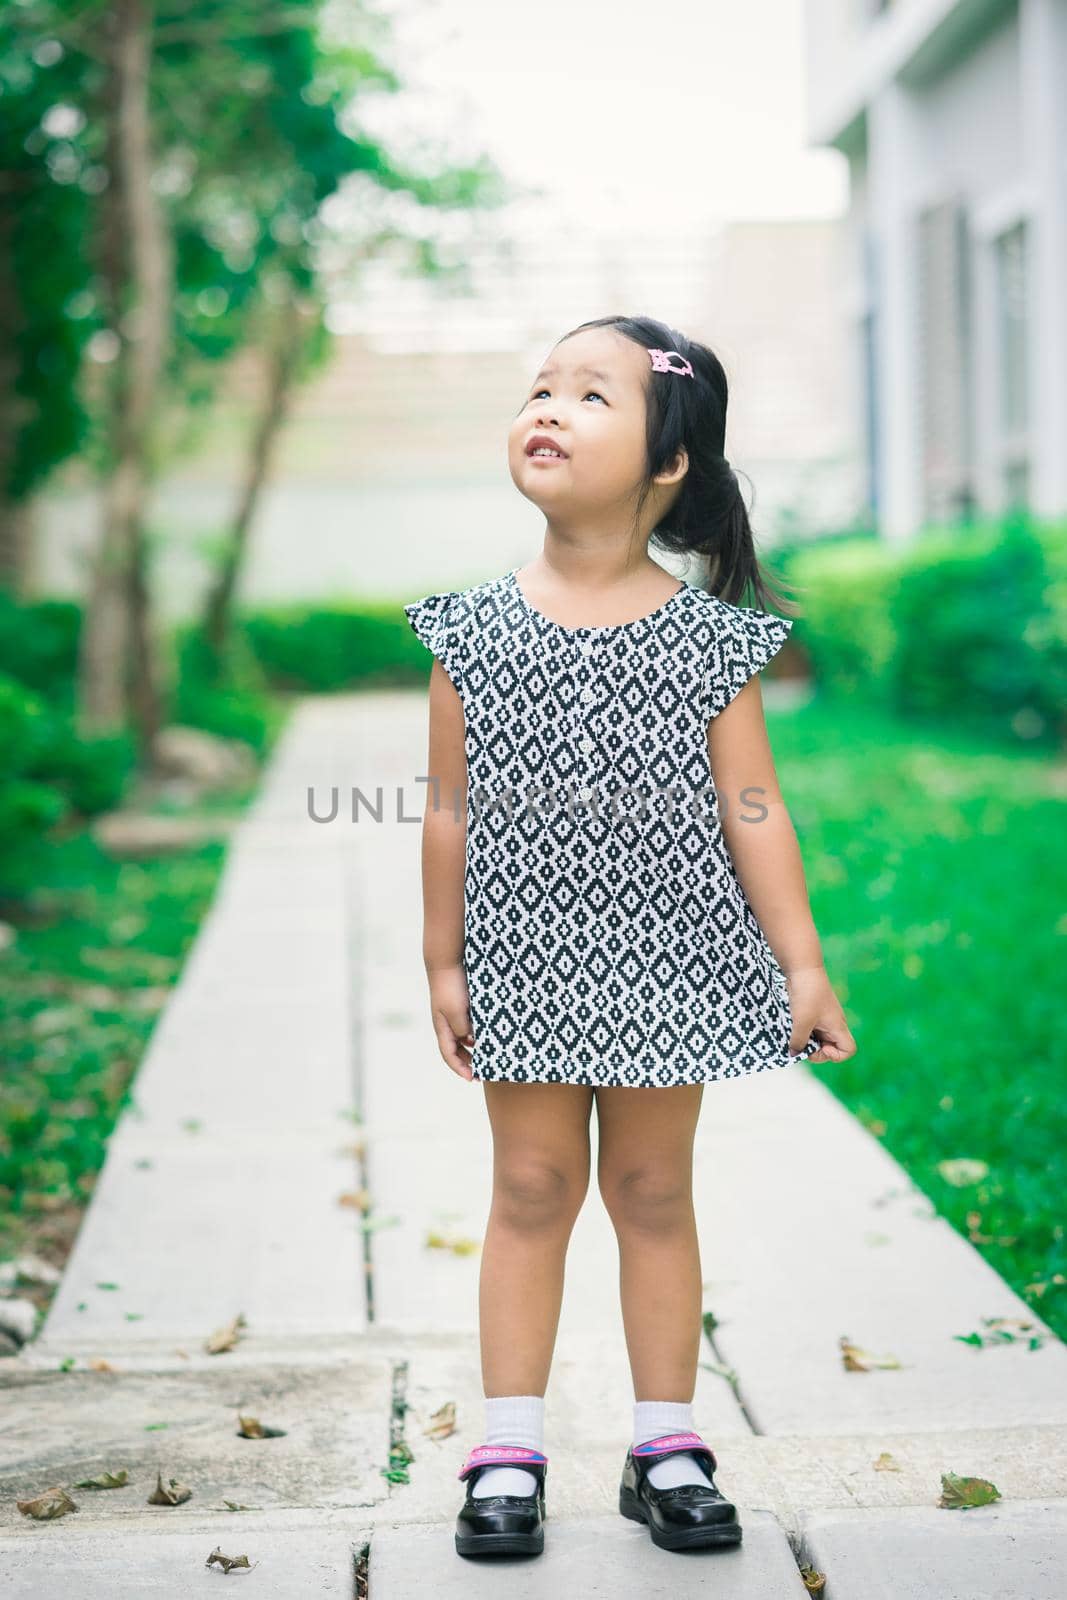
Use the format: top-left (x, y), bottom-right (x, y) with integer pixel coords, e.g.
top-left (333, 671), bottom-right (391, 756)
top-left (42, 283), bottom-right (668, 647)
top-left (1, 0), bottom-right (1065, 1347)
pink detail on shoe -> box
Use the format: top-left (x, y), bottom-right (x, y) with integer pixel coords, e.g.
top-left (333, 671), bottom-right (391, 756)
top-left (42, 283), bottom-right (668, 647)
top-left (457, 1443), bottom-right (549, 1480)
top-left (632, 1431), bottom-right (719, 1472)
top-left (633, 1431), bottom-right (705, 1455)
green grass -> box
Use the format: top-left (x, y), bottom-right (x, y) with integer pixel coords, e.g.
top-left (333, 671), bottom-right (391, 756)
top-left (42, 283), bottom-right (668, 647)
top-left (0, 832), bottom-right (233, 1269)
top-left (769, 690), bottom-right (1067, 1344)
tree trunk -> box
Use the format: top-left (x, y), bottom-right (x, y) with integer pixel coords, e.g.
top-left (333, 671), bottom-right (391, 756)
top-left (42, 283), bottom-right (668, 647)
top-left (202, 289), bottom-right (306, 659)
top-left (0, 501), bottom-right (33, 599)
top-left (77, 0), bottom-right (170, 757)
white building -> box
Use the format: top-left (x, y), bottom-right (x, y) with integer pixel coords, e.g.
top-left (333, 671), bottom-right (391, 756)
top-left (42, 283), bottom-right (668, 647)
top-left (803, 0), bottom-right (1067, 538)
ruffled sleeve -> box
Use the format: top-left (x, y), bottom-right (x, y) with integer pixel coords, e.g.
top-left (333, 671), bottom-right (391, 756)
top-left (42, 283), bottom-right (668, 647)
top-left (705, 602), bottom-right (793, 718)
top-left (403, 590), bottom-right (465, 693)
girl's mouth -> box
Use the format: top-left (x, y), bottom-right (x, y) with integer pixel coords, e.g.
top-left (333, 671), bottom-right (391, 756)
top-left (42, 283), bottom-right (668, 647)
top-left (525, 433), bottom-right (568, 460)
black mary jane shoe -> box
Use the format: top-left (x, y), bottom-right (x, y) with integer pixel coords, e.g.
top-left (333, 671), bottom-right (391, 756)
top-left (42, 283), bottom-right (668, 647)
top-left (619, 1430), bottom-right (743, 1552)
top-left (454, 1443), bottom-right (549, 1559)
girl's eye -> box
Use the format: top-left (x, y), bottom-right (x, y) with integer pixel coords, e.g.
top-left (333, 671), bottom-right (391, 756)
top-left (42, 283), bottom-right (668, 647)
top-left (528, 389), bottom-right (606, 404)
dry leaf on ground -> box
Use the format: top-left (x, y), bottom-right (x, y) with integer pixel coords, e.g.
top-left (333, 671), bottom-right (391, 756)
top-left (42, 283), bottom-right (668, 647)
top-left (17, 1486), bottom-right (78, 1520)
top-left (839, 1336), bottom-right (902, 1372)
top-left (147, 1471), bottom-right (192, 1506)
top-left (205, 1313), bottom-right (247, 1354)
top-left (423, 1401), bottom-right (457, 1440)
top-left (206, 1546), bottom-right (255, 1572)
top-left (938, 1471), bottom-right (1001, 1509)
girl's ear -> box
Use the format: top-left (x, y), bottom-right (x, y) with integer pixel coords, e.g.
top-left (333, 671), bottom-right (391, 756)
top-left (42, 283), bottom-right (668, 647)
top-left (654, 447), bottom-right (688, 487)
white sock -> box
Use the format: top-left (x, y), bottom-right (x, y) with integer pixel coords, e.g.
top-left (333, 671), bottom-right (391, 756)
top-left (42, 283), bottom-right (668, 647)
top-left (633, 1400), bottom-right (715, 1490)
top-left (470, 1394), bottom-right (545, 1498)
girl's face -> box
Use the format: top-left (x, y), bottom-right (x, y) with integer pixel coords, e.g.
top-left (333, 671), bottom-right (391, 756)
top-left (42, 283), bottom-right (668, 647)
top-left (507, 329), bottom-right (662, 520)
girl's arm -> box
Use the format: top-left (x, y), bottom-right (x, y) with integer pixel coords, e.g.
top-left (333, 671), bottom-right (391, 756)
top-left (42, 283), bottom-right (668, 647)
top-left (419, 660), bottom-right (477, 1079)
top-left (707, 678), bottom-right (855, 1064)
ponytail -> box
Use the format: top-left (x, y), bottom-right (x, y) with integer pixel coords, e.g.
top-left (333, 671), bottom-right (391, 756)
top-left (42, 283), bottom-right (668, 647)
top-left (560, 313), bottom-right (801, 618)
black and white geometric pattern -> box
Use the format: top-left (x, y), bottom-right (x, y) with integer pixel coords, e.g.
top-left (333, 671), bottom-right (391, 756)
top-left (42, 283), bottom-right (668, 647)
top-left (404, 566), bottom-right (821, 1088)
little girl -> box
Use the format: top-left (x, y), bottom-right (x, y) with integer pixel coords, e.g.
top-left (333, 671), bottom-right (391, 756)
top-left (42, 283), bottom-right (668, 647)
top-left (404, 314), bottom-right (855, 1560)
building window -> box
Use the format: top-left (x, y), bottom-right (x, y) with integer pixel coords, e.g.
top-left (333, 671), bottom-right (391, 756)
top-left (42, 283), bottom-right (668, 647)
top-left (860, 308), bottom-right (879, 523)
top-left (993, 220), bottom-right (1029, 508)
top-left (917, 198), bottom-right (975, 525)
top-left (858, 225), bottom-right (880, 523)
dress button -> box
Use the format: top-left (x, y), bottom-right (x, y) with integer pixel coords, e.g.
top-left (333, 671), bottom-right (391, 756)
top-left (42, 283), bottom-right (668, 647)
top-left (577, 786), bottom-right (593, 801)
top-left (579, 738), bottom-right (594, 753)
top-left (579, 687), bottom-right (595, 704)
top-left (578, 641), bottom-right (595, 657)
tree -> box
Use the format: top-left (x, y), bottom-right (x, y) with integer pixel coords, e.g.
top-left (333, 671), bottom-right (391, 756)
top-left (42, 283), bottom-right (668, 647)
top-left (201, 282), bottom-right (313, 659)
top-left (78, 0), bottom-right (169, 746)
top-left (1, 0), bottom-right (510, 753)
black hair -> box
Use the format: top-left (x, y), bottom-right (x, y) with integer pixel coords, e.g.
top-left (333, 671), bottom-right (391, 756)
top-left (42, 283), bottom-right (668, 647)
top-left (555, 313), bottom-right (799, 616)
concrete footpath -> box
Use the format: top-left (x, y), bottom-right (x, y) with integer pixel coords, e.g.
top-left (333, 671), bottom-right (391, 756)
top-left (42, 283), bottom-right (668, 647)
top-left (2, 692), bottom-right (1066, 1598)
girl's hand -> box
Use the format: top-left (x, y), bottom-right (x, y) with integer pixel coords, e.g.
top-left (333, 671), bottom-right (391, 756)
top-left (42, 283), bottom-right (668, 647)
top-left (428, 965), bottom-right (477, 1081)
top-left (786, 965), bottom-right (856, 1065)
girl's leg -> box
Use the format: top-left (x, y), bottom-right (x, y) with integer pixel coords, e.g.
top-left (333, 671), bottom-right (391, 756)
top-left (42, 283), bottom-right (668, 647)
top-left (594, 1082), bottom-right (705, 1399)
top-left (469, 1080), bottom-right (591, 1498)
top-left (478, 1080), bottom-right (594, 1394)
top-left (595, 1083), bottom-right (714, 1490)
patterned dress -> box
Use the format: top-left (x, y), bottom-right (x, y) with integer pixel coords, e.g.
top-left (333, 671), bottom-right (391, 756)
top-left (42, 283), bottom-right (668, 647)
top-left (404, 566), bottom-right (821, 1088)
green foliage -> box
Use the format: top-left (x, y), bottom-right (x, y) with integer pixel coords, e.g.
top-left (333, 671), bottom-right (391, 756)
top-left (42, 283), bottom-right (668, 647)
top-left (0, 652), bottom-right (135, 894)
top-left (784, 516), bottom-right (1067, 745)
top-left (0, 580), bottom-right (294, 893)
top-left (32, 722), bottom-right (135, 818)
top-left (785, 538), bottom-right (904, 707)
top-left (0, 24), bottom-right (96, 500)
top-left (239, 602), bottom-right (426, 691)
top-left (0, 587), bottom-right (135, 818)
top-left (1, 1), bottom-right (510, 506)
top-left (0, 590), bottom-right (81, 698)
top-left (0, 673), bottom-right (70, 894)
top-left (169, 620), bottom-right (284, 753)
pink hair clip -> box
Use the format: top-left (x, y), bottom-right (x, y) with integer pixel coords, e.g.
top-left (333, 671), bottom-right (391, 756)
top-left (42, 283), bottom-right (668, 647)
top-left (648, 348), bottom-right (694, 378)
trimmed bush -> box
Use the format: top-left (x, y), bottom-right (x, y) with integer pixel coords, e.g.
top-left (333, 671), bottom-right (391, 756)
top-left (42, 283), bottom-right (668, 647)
top-left (785, 516), bottom-right (1067, 745)
top-left (783, 538), bottom-right (904, 708)
top-left (239, 602), bottom-right (426, 692)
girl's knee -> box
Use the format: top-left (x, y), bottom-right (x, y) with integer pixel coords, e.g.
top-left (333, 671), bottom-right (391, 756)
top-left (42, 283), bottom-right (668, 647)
top-left (598, 1164), bottom-right (694, 1233)
top-left (491, 1157), bottom-right (588, 1231)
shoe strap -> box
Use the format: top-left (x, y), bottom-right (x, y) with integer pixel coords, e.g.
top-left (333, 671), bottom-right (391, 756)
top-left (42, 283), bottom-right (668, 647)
top-left (457, 1443), bottom-right (549, 1481)
top-left (633, 1430), bottom-right (717, 1471)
